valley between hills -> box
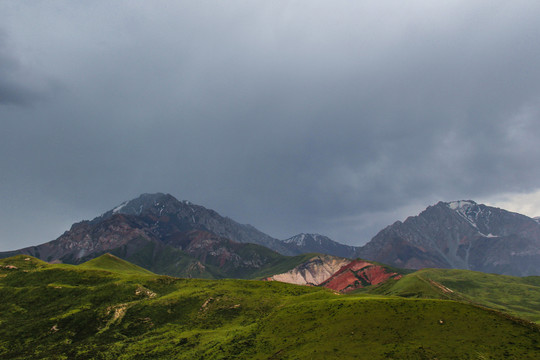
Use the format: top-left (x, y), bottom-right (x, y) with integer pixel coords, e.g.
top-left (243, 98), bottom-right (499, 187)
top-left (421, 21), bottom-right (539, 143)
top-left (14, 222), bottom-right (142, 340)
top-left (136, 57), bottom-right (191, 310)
top-left (1, 193), bottom-right (540, 359)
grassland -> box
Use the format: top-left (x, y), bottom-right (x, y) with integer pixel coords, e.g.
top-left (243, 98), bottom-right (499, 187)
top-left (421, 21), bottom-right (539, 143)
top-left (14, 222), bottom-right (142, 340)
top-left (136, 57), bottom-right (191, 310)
top-left (368, 268), bottom-right (540, 324)
top-left (0, 255), bottom-right (539, 359)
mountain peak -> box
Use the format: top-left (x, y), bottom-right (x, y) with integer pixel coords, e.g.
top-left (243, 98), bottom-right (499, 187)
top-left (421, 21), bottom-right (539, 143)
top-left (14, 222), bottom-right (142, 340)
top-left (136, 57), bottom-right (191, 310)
top-left (446, 200), bottom-right (477, 210)
top-left (283, 233), bottom-right (357, 258)
top-left (97, 193), bottom-right (186, 220)
top-left (357, 199), bottom-right (540, 276)
top-left (283, 233), bottom-right (327, 246)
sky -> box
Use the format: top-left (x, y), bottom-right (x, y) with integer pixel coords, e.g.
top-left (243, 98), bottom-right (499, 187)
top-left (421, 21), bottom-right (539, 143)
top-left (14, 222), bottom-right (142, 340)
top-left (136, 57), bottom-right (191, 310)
top-left (2, 1), bottom-right (540, 251)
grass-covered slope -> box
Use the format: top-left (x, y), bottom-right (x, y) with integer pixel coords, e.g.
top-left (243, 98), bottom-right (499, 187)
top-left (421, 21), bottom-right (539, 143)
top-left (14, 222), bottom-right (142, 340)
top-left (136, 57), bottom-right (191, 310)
top-left (79, 254), bottom-right (155, 275)
top-left (85, 237), bottom-right (314, 281)
top-left (0, 255), bottom-right (539, 359)
top-left (369, 268), bottom-right (540, 324)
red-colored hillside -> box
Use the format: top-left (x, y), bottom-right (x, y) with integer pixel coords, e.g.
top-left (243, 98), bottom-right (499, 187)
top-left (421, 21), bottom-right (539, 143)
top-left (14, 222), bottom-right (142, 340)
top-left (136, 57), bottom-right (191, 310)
top-left (321, 260), bottom-right (402, 293)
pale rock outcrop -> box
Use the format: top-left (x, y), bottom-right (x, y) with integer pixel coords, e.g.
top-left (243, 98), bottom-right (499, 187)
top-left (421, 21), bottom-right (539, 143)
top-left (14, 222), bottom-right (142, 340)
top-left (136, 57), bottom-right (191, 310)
top-left (266, 255), bottom-right (350, 285)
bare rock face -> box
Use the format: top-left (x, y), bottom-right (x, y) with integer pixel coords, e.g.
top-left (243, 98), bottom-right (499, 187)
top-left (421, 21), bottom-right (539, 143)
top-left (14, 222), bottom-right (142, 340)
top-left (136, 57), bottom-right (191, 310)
top-left (0, 214), bottom-right (160, 263)
top-left (320, 260), bottom-right (402, 293)
top-left (355, 200), bottom-right (540, 276)
top-left (265, 255), bottom-right (351, 286)
top-left (266, 256), bottom-right (402, 293)
top-left (92, 193), bottom-right (293, 255)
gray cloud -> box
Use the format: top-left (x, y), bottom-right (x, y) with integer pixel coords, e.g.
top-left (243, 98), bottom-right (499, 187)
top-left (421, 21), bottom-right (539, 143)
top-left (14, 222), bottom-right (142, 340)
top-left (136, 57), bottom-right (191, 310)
top-left (0, 35), bottom-right (39, 105)
top-left (1, 1), bottom-right (540, 250)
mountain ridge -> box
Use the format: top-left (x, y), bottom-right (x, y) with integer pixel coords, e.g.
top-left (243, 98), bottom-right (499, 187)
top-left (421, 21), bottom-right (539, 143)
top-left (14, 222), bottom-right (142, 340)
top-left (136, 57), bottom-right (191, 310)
top-left (2, 194), bottom-right (540, 277)
top-left (356, 200), bottom-right (540, 276)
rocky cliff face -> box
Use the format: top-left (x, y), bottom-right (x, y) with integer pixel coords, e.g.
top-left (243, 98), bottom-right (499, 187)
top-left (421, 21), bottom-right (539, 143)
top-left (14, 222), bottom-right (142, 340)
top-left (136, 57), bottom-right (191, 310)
top-left (355, 200), bottom-right (540, 276)
top-left (320, 260), bottom-right (402, 293)
top-left (265, 255), bottom-right (351, 286)
top-left (265, 255), bottom-right (403, 293)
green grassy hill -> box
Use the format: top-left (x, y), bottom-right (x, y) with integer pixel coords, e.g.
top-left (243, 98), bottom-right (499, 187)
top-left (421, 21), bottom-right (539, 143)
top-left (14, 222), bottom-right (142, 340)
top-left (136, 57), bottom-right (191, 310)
top-left (86, 238), bottom-right (314, 281)
top-left (368, 268), bottom-right (540, 324)
top-left (1, 255), bottom-right (539, 359)
top-left (79, 254), bottom-right (155, 275)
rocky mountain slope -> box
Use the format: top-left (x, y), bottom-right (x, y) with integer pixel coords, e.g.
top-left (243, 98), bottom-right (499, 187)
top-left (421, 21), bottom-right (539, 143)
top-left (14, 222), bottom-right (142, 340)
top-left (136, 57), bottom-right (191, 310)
top-left (92, 193), bottom-right (292, 254)
top-left (0, 193), bottom-right (316, 278)
top-left (3, 194), bottom-right (540, 278)
top-left (355, 200), bottom-right (540, 276)
top-left (282, 233), bottom-right (357, 258)
top-left (264, 255), bottom-right (350, 286)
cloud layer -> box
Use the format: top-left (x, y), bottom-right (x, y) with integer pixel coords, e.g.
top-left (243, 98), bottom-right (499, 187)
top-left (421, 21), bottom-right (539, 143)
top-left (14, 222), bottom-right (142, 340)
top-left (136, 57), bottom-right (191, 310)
top-left (2, 1), bottom-right (540, 250)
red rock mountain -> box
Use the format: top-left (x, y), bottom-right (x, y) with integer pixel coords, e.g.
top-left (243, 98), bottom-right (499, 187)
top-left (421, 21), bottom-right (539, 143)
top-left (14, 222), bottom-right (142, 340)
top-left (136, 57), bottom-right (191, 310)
top-left (320, 260), bottom-right (402, 293)
top-left (265, 255), bottom-right (403, 293)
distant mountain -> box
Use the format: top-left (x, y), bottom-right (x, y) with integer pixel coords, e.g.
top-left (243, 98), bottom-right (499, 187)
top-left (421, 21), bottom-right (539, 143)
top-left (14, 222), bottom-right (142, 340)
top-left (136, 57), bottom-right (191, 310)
top-left (92, 193), bottom-right (293, 254)
top-left (4, 194), bottom-right (540, 278)
top-left (282, 233), bottom-right (357, 258)
top-left (0, 193), bottom-right (312, 278)
top-left (355, 200), bottom-right (540, 276)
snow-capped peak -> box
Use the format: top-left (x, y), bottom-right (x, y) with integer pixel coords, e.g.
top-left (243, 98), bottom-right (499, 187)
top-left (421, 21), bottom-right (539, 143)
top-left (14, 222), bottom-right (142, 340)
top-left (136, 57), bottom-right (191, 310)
top-left (447, 200), bottom-right (476, 210)
top-left (283, 233), bottom-right (328, 247)
top-left (284, 233), bottom-right (308, 246)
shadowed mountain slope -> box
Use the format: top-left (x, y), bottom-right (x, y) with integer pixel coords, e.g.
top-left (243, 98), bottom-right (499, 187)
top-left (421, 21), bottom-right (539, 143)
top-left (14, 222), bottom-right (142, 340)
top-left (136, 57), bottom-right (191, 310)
top-left (356, 200), bottom-right (540, 276)
top-left (282, 233), bottom-right (357, 258)
top-left (0, 194), bottom-right (314, 279)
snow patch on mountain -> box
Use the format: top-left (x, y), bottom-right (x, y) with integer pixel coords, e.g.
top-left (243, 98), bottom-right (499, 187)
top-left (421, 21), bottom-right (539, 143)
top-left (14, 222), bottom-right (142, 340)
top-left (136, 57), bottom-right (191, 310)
top-left (112, 202), bottom-right (127, 214)
top-left (283, 233), bottom-right (327, 247)
top-left (448, 200), bottom-right (475, 210)
top-left (447, 200), bottom-right (483, 229)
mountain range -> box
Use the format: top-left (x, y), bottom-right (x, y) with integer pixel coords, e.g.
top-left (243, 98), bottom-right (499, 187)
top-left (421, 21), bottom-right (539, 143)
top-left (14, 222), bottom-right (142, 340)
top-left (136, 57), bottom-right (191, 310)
top-left (1, 193), bottom-right (540, 277)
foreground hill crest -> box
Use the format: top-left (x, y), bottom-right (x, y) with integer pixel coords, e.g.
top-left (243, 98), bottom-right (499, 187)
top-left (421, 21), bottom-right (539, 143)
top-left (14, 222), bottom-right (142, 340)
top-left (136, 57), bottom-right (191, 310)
top-left (1, 253), bottom-right (539, 359)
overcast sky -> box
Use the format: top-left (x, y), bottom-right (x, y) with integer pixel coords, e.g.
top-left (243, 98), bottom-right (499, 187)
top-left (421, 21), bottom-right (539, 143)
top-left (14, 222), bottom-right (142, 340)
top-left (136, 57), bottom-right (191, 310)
top-left (2, 1), bottom-right (540, 251)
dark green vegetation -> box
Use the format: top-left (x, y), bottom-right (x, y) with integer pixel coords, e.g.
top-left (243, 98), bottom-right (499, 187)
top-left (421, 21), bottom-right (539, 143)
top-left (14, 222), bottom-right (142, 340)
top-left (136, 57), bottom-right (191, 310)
top-left (79, 236), bottom-right (314, 280)
top-left (368, 268), bottom-right (540, 324)
top-left (1, 255), bottom-right (539, 359)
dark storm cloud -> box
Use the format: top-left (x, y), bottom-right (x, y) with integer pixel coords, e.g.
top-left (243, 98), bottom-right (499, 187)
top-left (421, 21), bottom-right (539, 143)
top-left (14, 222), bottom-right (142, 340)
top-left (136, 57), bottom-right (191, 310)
top-left (2, 1), bottom-right (540, 250)
top-left (0, 32), bottom-right (41, 105)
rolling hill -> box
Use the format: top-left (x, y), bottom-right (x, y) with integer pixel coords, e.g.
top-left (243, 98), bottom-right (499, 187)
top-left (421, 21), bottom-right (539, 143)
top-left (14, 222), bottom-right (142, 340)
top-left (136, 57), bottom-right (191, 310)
top-left (367, 268), bottom-right (540, 324)
top-left (0, 255), bottom-right (539, 359)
